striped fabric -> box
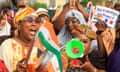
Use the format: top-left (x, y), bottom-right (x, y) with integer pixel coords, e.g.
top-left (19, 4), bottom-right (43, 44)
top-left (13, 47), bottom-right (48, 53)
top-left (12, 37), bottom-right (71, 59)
top-left (38, 25), bottom-right (62, 72)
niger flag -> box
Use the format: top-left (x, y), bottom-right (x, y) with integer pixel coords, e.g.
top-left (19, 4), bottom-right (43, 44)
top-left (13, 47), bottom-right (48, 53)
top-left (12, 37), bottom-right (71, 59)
top-left (38, 26), bottom-right (63, 72)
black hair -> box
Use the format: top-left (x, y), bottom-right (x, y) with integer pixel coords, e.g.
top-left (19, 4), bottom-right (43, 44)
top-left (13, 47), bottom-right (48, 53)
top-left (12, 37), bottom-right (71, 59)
top-left (114, 3), bottom-right (120, 11)
top-left (88, 50), bottom-right (107, 70)
top-left (114, 3), bottom-right (120, 8)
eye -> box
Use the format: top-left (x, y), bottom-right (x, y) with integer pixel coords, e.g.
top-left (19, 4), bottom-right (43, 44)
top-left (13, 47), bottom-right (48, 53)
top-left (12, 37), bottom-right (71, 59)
top-left (82, 40), bottom-right (88, 44)
top-left (35, 17), bottom-right (41, 23)
top-left (23, 16), bottom-right (33, 23)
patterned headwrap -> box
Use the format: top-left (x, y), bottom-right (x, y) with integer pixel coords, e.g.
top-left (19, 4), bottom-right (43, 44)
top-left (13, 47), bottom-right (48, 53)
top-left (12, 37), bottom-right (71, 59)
top-left (14, 7), bottom-right (35, 37)
top-left (14, 7), bottom-right (35, 25)
top-left (65, 9), bottom-right (86, 24)
top-left (72, 24), bottom-right (96, 39)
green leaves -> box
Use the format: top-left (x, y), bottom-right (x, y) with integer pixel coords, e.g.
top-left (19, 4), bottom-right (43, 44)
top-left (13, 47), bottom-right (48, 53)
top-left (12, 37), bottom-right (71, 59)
top-left (30, 2), bottom-right (47, 9)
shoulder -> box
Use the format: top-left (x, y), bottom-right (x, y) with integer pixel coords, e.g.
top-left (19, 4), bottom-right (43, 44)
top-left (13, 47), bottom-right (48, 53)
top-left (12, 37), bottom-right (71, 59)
top-left (1, 38), bottom-right (13, 45)
top-left (0, 38), bottom-right (18, 49)
top-left (2, 37), bottom-right (19, 43)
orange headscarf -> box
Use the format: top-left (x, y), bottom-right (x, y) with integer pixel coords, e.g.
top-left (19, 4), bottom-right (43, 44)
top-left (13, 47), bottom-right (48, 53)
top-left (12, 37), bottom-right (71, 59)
top-left (14, 7), bottom-right (35, 37)
top-left (14, 7), bottom-right (35, 26)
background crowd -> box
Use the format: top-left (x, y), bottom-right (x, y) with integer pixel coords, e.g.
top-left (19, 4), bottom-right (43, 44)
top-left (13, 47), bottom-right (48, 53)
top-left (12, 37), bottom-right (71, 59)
top-left (0, 0), bottom-right (120, 72)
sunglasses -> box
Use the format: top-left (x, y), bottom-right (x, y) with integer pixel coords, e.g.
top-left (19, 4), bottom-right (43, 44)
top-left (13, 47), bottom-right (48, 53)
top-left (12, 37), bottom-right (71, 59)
top-left (66, 19), bottom-right (80, 25)
top-left (20, 16), bottom-right (41, 23)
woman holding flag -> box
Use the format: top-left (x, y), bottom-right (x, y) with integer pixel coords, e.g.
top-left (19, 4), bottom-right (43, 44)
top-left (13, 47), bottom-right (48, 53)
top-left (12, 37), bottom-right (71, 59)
top-left (0, 7), bottom-right (61, 72)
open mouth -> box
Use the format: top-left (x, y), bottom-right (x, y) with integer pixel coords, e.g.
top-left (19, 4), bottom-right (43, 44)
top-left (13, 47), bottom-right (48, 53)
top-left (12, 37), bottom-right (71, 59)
top-left (29, 28), bottom-right (37, 36)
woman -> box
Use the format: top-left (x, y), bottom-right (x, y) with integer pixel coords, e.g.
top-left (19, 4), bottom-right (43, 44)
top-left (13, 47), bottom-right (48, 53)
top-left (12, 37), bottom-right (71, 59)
top-left (62, 24), bottom-right (106, 72)
top-left (35, 8), bottom-right (61, 72)
top-left (0, 15), bottom-right (11, 45)
top-left (53, 0), bottom-right (88, 34)
top-left (57, 10), bottom-right (86, 47)
top-left (95, 19), bottom-right (120, 72)
top-left (0, 7), bottom-right (40, 72)
top-left (0, 7), bottom-right (59, 72)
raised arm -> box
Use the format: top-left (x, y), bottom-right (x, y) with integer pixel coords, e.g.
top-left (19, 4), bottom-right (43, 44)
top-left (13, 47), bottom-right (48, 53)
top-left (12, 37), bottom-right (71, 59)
top-left (76, 0), bottom-right (89, 21)
top-left (95, 20), bottom-right (107, 55)
top-left (53, 0), bottom-right (79, 34)
top-left (52, 3), bottom-right (70, 34)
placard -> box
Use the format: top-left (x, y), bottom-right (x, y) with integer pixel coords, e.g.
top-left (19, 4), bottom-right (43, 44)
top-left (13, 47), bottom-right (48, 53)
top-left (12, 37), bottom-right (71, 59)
top-left (90, 6), bottom-right (120, 29)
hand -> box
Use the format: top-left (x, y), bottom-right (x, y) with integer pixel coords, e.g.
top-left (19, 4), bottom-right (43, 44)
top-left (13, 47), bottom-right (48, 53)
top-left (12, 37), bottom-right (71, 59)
top-left (15, 59), bottom-right (27, 72)
top-left (75, 0), bottom-right (89, 20)
top-left (70, 24), bottom-right (82, 37)
top-left (75, 0), bottom-right (83, 10)
top-left (68, 0), bottom-right (76, 9)
top-left (80, 56), bottom-right (96, 72)
top-left (95, 20), bottom-right (107, 34)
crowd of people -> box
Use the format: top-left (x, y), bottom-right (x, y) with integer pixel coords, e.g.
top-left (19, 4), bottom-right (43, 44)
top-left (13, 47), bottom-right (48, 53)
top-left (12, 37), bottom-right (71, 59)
top-left (0, 0), bottom-right (120, 72)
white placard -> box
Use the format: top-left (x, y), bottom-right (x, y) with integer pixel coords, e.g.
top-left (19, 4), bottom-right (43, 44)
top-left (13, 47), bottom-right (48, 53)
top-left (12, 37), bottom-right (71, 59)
top-left (91, 6), bottom-right (120, 29)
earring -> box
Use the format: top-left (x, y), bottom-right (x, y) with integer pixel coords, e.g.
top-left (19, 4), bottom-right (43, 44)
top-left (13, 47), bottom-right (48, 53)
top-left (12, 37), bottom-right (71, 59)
top-left (14, 29), bottom-right (19, 37)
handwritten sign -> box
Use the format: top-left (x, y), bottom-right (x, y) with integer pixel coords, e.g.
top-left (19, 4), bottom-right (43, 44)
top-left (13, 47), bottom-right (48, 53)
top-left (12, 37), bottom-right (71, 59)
top-left (91, 6), bottom-right (120, 29)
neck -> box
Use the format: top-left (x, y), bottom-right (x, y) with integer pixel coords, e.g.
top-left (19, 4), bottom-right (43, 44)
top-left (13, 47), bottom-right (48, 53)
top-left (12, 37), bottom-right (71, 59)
top-left (18, 35), bottom-right (32, 47)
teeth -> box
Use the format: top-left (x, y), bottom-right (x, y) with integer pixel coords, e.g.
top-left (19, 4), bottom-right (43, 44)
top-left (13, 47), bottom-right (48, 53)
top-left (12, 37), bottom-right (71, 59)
top-left (30, 31), bottom-right (36, 35)
top-left (29, 28), bottom-right (37, 36)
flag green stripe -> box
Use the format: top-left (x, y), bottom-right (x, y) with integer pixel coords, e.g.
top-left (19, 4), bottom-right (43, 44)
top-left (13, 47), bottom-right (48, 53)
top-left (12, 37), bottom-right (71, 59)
top-left (38, 32), bottom-right (63, 72)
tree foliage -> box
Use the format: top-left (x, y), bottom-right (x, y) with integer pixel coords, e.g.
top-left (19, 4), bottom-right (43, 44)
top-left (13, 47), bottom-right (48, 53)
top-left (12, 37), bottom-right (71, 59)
top-left (30, 2), bottom-right (47, 9)
top-left (80, 0), bottom-right (107, 7)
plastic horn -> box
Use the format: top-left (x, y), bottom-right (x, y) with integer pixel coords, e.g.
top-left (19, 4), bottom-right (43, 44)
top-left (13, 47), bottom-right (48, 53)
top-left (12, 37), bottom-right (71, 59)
top-left (65, 39), bottom-right (84, 58)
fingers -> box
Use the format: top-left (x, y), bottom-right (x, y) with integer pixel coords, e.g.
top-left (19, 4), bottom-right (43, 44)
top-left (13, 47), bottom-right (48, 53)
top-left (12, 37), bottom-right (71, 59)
top-left (68, 0), bottom-right (76, 9)
top-left (80, 62), bottom-right (88, 69)
top-left (19, 59), bottom-right (27, 66)
top-left (79, 55), bottom-right (89, 68)
top-left (16, 59), bottom-right (27, 72)
top-left (101, 21), bottom-right (107, 30)
top-left (85, 55), bottom-right (89, 62)
top-left (95, 19), bottom-right (107, 34)
top-left (95, 21), bottom-right (100, 28)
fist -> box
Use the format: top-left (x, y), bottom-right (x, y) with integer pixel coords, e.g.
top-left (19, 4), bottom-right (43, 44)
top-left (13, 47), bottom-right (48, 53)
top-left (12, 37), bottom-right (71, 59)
top-left (15, 59), bottom-right (27, 72)
top-left (95, 20), bottom-right (107, 34)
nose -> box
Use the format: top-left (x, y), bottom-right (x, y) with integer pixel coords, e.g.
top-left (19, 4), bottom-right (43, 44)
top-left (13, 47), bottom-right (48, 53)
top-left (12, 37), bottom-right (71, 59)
top-left (31, 21), bottom-right (37, 26)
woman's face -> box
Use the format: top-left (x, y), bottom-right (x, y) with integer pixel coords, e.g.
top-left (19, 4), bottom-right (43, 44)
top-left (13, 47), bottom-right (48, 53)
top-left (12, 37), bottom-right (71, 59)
top-left (65, 17), bottom-right (80, 32)
top-left (0, 16), bottom-right (6, 30)
top-left (76, 33), bottom-right (91, 55)
top-left (105, 2), bottom-right (113, 9)
top-left (38, 14), bottom-right (50, 23)
top-left (18, 15), bottom-right (40, 41)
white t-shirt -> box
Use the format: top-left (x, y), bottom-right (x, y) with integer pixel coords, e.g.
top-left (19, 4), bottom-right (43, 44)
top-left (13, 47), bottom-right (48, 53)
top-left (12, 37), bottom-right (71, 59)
top-left (0, 22), bottom-right (11, 36)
